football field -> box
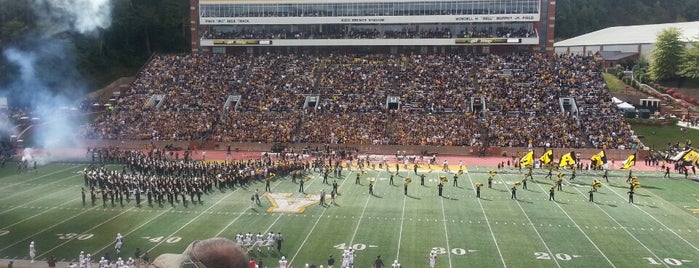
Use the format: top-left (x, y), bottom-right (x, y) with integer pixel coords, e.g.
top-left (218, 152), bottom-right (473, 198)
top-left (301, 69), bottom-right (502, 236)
top-left (1, 162), bottom-right (699, 267)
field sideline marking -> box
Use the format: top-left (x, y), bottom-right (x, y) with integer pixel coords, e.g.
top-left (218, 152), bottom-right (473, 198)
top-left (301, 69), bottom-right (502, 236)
top-left (438, 171), bottom-right (453, 268)
top-left (0, 167), bottom-right (82, 202)
top-left (146, 189), bottom-right (241, 252)
top-left (37, 208), bottom-right (135, 259)
top-left (603, 180), bottom-right (699, 253)
top-left (531, 179), bottom-right (616, 267)
top-left (395, 192), bottom-right (407, 262)
top-left (0, 205), bottom-right (99, 252)
top-left (289, 169), bottom-right (355, 266)
top-left (496, 174), bottom-right (562, 268)
top-left (465, 171), bottom-right (506, 267)
top-left (565, 179), bottom-right (669, 268)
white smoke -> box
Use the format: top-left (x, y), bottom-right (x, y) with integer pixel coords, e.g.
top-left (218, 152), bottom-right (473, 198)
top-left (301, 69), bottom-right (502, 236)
top-left (0, 0), bottom-right (113, 161)
top-left (0, 113), bottom-right (15, 137)
top-left (32, 0), bottom-right (112, 35)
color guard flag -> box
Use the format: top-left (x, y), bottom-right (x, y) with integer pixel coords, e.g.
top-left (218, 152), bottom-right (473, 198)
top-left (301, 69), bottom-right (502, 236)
top-left (539, 149), bottom-right (553, 165)
top-left (559, 151), bottom-right (576, 167)
top-left (519, 151), bottom-right (534, 167)
top-left (682, 149), bottom-right (699, 165)
top-left (621, 153), bottom-right (636, 169)
top-left (590, 150), bottom-right (607, 167)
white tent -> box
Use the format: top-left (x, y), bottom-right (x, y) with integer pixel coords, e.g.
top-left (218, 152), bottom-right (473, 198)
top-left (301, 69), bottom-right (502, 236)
top-left (616, 102), bottom-right (635, 110)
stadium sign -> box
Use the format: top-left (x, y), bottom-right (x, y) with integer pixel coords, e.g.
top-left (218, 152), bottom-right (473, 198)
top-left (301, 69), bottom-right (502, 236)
top-left (200, 14), bottom-right (540, 25)
top-left (213, 39), bottom-right (272, 45)
top-left (455, 38), bottom-right (521, 44)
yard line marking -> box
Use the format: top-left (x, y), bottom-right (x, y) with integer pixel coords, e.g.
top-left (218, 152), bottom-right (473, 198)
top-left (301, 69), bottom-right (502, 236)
top-left (532, 180), bottom-right (616, 267)
top-left (90, 207), bottom-right (173, 256)
top-left (465, 172), bottom-right (506, 267)
top-left (566, 180), bottom-right (669, 268)
top-left (0, 180), bottom-right (81, 216)
top-left (146, 189), bottom-right (240, 252)
top-left (0, 197), bottom-right (81, 229)
top-left (496, 174), bottom-right (561, 268)
top-left (604, 181), bottom-right (699, 253)
top-left (439, 171), bottom-right (453, 268)
top-left (0, 205), bottom-right (99, 252)
top-left (0, 165), bottom-right (79, 190)
top-left (0, 170), bottom-right (81, 202)
top-left (349, 170), bottom-right (383, 245)
top-left (289, 169), bottom-right (355, 266)
top-left (37, 208), bottom-right (135, 258)
top-left (214, 189), bottom-right (273, 237)
top-left (395, 194), bottom-right (407, 261)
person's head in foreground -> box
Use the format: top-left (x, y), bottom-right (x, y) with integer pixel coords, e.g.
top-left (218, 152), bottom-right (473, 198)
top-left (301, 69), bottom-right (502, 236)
top-left (153, 237), bottom-right (249, 268)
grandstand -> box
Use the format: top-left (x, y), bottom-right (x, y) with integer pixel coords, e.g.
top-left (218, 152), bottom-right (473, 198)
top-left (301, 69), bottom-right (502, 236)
top-left (84, 52), bottom-right (638, 151)
top-left (81, 0), bottom-right (640, 153)
top-left (190, 0), bottom-right (556, 54)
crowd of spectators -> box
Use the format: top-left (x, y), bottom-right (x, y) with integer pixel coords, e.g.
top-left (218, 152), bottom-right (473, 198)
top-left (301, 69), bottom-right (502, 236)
top-left (462, 26), bottom-right (535, 38)
top-left (203, 25), bottom-right (536, 40)
top-left (83, 52), bottom-right (638, 149)
top-left (390, 113), bottom-right (481, 146)
top-left (297, 113), bottom-right (389, 144)
top-left (204, 5), bottom-right (537, 18)
top-left (213, 112), bottom-right (301, 143)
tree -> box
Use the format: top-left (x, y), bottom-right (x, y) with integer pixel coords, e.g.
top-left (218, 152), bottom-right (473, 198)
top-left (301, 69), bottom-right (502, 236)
top-left (649, 28), bottom-right (685, 81)
top-left (678, 40), bottom-right (699, 79)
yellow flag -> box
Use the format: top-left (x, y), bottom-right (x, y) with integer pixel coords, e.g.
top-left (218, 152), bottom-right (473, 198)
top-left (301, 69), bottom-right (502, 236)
top-left (520, 151), bottom-right (534, 167)
top-left (539, 149), bottom-right (553, 165)
top-left (683, 150), bottom-right (699, 164)
top-left (621, 153), bottom-right (636, 169)
top-left (590, 150), bottom-right (607, 167)
top-left (559, 151), bottom-right (576, 167)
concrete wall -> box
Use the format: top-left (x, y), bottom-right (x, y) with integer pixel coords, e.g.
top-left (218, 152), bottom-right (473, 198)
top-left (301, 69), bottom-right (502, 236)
top-left (640, 44), bottom-right (655, 60)
top-left (83, 140), bottom-right (648, 161)
top-left (602, 44), bottom-right (638, 53)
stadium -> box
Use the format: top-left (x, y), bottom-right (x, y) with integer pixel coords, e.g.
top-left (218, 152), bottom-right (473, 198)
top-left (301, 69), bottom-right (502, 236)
top-left (1, 0), bottom-right (699, 267)
top-left (192, 0), bottom-right (554, 55)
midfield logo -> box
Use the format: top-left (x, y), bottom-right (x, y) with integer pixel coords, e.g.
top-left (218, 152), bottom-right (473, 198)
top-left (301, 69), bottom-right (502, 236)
top-left (264, 192), bottom-right (320, 213)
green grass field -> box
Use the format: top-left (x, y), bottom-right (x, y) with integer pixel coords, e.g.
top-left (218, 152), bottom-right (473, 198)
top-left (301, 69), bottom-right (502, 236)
top-left (603, 73), bottom-right (625, 92)
top-left (1, 161), bottom-right (699, 268)
top-left (632, 125), bottom-right (699, 150)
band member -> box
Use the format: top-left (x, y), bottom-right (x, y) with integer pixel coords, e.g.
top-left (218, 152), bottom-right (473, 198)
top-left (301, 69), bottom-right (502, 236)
top-left (475, 182), bottom-right (482, 198)
top-left (549, 187), bottom-right (555, 201)
top-left (628, 190), bottom-right (634, 203)
top-left (488, 170), bottom-right (496, 188)
top-left (403, 178), bottom-right (411, 195)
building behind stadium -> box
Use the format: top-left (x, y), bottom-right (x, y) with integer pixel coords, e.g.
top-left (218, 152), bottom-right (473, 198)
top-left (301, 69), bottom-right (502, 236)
top-left (188, 0), bottom-right (557, 55)
top-left (554, 21), bottom-right (699, 68)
